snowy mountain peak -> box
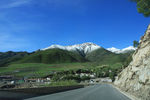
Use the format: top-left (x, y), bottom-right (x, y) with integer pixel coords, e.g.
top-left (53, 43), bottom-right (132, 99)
top-left (107, 47), bottom-right (120, 53)
top-left (122, 46), bottom-right (136, 51)
top-left (42, 42), bottom-right (136, 54)
top-left (42, 42), bottom-right (101, 54)
top-left (107, 46), bottom-right (136, 54)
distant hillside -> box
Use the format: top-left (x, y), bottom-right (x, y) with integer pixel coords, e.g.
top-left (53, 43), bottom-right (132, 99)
top-left (0, 42), bottom-right (135, 67)
top-left (15, 49), bottom-right (87, 64)
top-left (0, 51), bottom-right (30, 67)
top-left (86, 48), bottom-right (133, 65)
top-left (0, 48), bottom-right (134, 67)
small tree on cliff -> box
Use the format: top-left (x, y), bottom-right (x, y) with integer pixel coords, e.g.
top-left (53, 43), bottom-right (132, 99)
top-left (133, 40), bottom-right (139, 47)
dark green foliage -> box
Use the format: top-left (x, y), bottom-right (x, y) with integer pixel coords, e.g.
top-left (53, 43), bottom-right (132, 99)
top-left (133, 40), bottom-right (139, 47)
top-left (52, 73), bottom-right (80, 82)
top-left (76, 69), bottom-right (91, 73)
top-left (62, 75), bottom-right (82, 82)
top-left (131, 0), bottom-right (150, 17)
top-left (49, 80), bottom-right (78, 86)
top-left (51, 67), bottom-right (120, 82)
top-left (16, 49), bottom-right (87, 64)
top-left (80, 76), bottom-right (91, 81)
top-left (94, 66), bottom-right (119, 82)
top-left (51, 69), bottom-right (91, 82)
top-left (0, 51), bottom-right (29, 61)
top-left (109, 72), bottom-right (115, 82)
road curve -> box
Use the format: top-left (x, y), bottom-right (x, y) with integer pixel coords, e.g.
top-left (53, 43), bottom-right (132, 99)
top-left (26, 84), bottom-right (131, 100)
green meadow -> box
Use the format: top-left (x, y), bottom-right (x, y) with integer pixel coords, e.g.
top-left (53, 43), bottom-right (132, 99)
top-left (0, 63), bottom-right (95, 78)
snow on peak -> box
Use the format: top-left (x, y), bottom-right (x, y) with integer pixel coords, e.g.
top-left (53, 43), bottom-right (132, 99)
top-left (122, 46), bottom-right (136, 51)
top-left (42, 42), bottom-right (101, 54)
top-left (107, 46), bottom-right (136, 54)
top-left (107, 47), bottom-right (120, 53)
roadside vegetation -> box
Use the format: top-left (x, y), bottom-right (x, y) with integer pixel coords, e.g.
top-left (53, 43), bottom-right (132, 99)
top-left (46, 80), bottom-right (78, 87)
top-left (50, 64), bottom-right (121, 82)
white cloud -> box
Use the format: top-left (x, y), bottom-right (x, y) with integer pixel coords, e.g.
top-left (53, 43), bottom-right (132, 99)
top-left (0, 0), bottom-right (32, 9)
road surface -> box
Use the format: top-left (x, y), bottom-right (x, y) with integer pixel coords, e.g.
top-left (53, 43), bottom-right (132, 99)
top-left (26, 84), bottom-right (131, 100)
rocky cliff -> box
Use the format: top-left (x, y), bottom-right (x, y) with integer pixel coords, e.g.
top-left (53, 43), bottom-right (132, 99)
top-left (114, 25), bottom-right (150, 100)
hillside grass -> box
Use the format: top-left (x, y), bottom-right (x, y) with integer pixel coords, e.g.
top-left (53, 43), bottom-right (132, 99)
top-left (0, 51), bottom-right (29, 67)
top-left (0, 63), bottom-right (95, 78)
top-left (45, 80), bottom-right (78, 87)
top-left (0, 50), bottom-right (133, 78)
top-left (15, 49), bottom-right (86, 64)
top-left (0, 49), bottom-right (133, 79)
top-left (0, 61), bottom-right (125, 79)
top-left (86, 48), bottom-right (126, 65)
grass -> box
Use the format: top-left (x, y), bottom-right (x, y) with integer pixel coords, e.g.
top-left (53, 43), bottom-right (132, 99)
top-left (0, 49), bottom-right (128, 78)
top-left (0, 49), bottom-right (133, 79)
top-left (86, 48), bottom-right (127, 65)
top-left (0, 63), bottom-right (94, 78)
top-left (15, 49), bottom-right (86, 64)
top-left (0, 61), bottom-right (125, 78)
top-left (46, 80), bottom-right (78, 87)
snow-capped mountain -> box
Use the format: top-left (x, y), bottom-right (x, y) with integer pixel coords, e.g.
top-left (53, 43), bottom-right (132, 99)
top-left (42, 42), bottom-right (136, 54)
top-left (42, 42), bottom-right (101, 54)
top-left (107, 46), bottom-right (136, 54)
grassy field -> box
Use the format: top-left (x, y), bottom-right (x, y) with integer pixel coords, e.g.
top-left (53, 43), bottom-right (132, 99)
top-left (0, 49), bottom-right (132, 79)
top-left (0, 63), bottom-right (96, 78)
top-left (46, 80), bottom-right (78, 87)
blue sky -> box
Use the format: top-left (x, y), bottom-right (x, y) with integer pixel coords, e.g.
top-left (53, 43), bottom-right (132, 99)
top-left (0, 0), bottom-right (150, 52)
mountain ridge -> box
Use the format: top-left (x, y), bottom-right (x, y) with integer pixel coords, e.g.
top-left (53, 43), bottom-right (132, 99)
top-left (0, 43), bottom-right (135, 67)
top-left (42, 42), bottom-right (135, 54)
top-left (107, 46), bottom-right (136, 54)
top-left (42, 42), bottom-right (101, 56)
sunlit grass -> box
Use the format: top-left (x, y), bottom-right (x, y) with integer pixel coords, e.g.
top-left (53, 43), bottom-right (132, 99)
top-left (46, 80), bottom-right (78, 87)
top-left (0, 63), bottom-right (93, 78)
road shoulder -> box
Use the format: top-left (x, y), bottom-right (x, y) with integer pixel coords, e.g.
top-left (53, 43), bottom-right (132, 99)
top-left (111, 84), bottom-right (140, 100)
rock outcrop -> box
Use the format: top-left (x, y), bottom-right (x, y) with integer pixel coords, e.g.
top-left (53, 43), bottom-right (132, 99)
top-left (114, 25), bottom-right (150, 100)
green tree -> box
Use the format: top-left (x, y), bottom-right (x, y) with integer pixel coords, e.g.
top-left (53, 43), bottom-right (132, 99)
top-left (133, 40), bottom-right (139, 47)
top-left (109, 72), bottom-right (115, 82)
top-left (131, 0), bottom-right (150, 17)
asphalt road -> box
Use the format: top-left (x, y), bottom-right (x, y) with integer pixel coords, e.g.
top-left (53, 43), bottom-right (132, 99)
top-left (26, 84), bottom-right (131, 100)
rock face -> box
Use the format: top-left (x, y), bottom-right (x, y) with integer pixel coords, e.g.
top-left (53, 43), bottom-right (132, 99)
top-left (114, 25), bottom-right (150, 100)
